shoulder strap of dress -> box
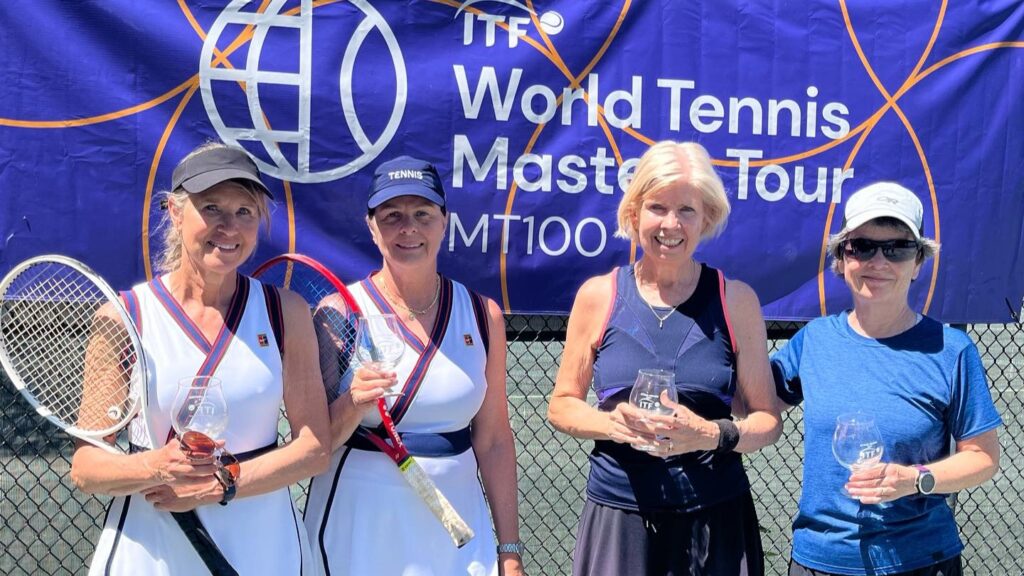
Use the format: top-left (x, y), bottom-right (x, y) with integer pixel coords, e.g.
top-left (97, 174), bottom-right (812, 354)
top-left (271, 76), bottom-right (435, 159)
top-left (717, 269), bottom-right (738, 356)
top-left (594, 267), bottom-right (620, 349)
top-left (119, 289), bottom-right (142, 338)
top-left (468, 289), bottom-right (490, 355)
top-left (260, 282), bottom-right (285, 358)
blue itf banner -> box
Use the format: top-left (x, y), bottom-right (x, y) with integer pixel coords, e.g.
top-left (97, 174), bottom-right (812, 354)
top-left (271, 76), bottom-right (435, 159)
top-left (0, 1), bottom-right (1022, 322)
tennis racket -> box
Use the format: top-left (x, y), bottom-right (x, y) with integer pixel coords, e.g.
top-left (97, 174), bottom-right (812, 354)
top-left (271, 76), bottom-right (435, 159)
top-left (0, 255), bottom-right (156, 454)
top-left (0, 256), bottom-right (241, 574)
top-left (252, 253), bottom-right (475, 548)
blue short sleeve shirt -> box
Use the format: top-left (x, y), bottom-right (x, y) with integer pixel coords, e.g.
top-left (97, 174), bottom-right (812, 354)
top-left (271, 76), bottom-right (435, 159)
top-left (771, 312), bottom-right (1002, 575)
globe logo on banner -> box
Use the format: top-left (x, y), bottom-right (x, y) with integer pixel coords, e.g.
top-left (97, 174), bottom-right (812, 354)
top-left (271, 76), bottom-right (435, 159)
top-left (199, 0), bottom-right (407, 183)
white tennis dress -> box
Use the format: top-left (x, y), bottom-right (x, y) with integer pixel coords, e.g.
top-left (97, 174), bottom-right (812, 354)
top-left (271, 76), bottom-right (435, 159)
top-left (88, 275), bottom-right (314, 576)
top-left (303, 276), bottom-right (498, 576)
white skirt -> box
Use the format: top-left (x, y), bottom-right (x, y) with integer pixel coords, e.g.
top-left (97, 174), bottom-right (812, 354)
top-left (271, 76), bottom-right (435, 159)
top-left (89, 487), bottom-right (313, 576)
top-left (304, 447), bottom-right (498, 576)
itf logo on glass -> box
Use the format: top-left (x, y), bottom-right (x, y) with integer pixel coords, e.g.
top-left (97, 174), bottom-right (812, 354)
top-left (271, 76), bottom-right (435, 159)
top-left (199, 0), bottom-right (407, 183)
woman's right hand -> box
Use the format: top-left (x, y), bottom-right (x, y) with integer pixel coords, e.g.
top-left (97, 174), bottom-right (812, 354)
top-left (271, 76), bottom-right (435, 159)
top-left (348, 365), bottom-right (395, 414)
top-left (141, 441), bottom-right (219, 485)
top-left (605, 403), bottom-right (657, 446)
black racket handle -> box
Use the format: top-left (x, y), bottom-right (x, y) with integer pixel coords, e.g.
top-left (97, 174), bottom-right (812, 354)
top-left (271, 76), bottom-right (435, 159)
top-left (170, 511), bottom-right (239, 576)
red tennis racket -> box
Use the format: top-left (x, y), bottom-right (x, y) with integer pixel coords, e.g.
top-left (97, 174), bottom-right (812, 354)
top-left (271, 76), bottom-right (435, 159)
top-left (251, 254), bottom-right (474, 548)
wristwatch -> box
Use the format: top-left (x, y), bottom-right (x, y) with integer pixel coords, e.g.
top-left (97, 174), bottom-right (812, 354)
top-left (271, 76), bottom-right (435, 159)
top-left (496, 541), bottom-right (526, 556)
top-left (914, 465), bottom-right (936, 495)
top-left (215, 467), bottom-right (237, 506)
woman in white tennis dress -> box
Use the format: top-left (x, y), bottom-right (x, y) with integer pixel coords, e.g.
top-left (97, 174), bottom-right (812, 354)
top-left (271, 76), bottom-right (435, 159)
top-left (71, 143), bottom-right (330, 575)
top-left (303, 156), bottom-right (525, 576)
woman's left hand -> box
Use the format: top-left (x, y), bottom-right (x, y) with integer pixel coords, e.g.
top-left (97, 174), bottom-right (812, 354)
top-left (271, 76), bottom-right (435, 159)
top-left (498, 554), bottom-right (526, 576)
top-left (638, 391), bottom-right (719, 458)
top-left (140, 477), bottom-right (221, 512)
top-left (846, 463), bottom-right (918, 504)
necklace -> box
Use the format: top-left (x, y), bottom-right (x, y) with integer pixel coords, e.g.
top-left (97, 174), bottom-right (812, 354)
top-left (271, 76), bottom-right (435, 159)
top-left (646, 302), bottom-right (676, 329)
top-left (635, 260), bottom-right (699, 329)
top-left (379, 274), bottom-right (440, 321)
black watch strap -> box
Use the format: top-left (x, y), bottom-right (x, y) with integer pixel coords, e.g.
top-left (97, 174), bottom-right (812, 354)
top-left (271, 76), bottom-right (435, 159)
top-left (215, 468), bottom-right (237, 506)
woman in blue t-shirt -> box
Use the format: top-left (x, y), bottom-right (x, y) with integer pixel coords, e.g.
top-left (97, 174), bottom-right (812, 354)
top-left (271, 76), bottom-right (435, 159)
top-left (772, 182), bottom-right (1002, 576)
top-left (549, 141), bottom-right (782, 575)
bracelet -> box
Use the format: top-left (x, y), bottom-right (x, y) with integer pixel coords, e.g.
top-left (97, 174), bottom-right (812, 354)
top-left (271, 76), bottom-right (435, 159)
top-left (713, 419), bottom-right (740, 453)
top-left (496, 541), bottom-right (526, 555)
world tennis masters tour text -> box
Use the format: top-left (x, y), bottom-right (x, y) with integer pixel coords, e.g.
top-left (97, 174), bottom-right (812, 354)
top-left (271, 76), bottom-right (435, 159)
top-left (450, 65), bottom-right (855, 204)
top-left (446, 65), bottom-right (857, 257)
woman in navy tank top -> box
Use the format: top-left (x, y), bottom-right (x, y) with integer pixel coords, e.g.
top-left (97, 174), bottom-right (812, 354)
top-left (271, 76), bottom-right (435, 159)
top-left (549, 141), bottom-right (782, 576)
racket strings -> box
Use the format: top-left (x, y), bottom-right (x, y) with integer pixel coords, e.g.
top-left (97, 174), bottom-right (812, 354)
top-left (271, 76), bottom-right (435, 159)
top-left (256, 260), bottom-right (358, 404)
top-left (3, 272), bottom-right (95, 416)
top-left (0, 264), bottom-right (137, 433)
top-left (313, 302), bottom-right (358, 403)
top-left (259, 261), bottom-right (335, 303)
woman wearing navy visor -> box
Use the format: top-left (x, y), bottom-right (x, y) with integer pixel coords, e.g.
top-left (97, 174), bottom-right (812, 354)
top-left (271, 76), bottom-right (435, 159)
top-left (72, 142), bottom-right (330, 575)
top-left (304, 156), bottom-right (525, 576)
top-left (549, 141), bottom-right (782, 575)
top-left (772, 182), bottom-right (1002, 576)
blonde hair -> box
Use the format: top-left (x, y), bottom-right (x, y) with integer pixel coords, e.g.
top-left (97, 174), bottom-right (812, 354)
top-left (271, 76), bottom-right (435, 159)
top-left (615, 141), bottom-right (730, 241)
top-left (826, 217), bottom-right (940, 277)
top-left (155, 142), bottom-right (272, 274)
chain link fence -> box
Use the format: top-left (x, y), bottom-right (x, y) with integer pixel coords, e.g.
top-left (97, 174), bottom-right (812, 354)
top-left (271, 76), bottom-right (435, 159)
top-left (1, 318), bottom-right (1021, 575)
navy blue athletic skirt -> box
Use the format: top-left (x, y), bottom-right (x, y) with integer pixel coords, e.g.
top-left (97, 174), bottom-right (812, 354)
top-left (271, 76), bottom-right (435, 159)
top-left (572, 491), bottom-right (764, 576)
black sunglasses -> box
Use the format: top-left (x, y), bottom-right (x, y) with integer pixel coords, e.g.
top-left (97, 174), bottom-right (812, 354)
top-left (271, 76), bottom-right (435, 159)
top-left (843, 238), bottom-right (921, 262)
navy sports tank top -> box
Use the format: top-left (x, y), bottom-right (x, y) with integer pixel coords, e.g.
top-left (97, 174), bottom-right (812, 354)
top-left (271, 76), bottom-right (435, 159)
top-left (587, 263), bottom-right (750, 511)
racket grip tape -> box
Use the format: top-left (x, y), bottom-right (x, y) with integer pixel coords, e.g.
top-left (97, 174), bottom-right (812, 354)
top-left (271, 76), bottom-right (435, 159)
top-left (400, 457), bottom-right (475, 548)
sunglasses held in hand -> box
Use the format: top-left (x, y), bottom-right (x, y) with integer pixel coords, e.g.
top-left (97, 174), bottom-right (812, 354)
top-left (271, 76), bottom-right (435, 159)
top-left (179, 430), bottom-right (241, 479)
top-left (843, 238), bottom-right (920, 263)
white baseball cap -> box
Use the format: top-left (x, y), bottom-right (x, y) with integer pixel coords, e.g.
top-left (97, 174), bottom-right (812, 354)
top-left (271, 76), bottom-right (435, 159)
top-left (842, 182), bottom-right (924, 239)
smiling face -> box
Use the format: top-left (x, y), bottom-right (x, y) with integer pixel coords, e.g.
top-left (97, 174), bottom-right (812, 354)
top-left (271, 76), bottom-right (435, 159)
top-left (367, 195), bottom-right (447, 270)
top-left (171, 182), bottom-right (262, 275)
top-left (632, 181), bottom-right (706, 263)
top-left (838, 221), bottom-right (923, 307)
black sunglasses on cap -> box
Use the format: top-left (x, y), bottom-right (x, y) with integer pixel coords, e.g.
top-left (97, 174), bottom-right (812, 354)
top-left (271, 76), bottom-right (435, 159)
top-left (843, 238), bottom-right (921, 262)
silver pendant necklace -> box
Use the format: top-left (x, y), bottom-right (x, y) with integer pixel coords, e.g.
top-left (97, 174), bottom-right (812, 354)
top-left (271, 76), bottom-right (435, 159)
top-left (635, 260), bottom-right (699, 329)
top-left (647, 302), bottom-right (675, 329)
